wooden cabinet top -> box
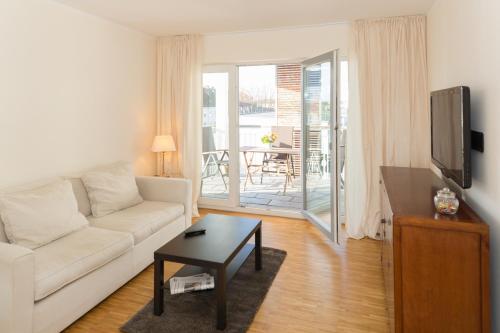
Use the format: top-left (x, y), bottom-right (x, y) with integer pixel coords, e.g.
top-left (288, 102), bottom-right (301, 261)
top-left (381, 166), bottom-right (488, 232)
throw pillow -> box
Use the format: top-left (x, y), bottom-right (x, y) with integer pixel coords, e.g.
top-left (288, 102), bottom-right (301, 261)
top-left (0, 180), bottom-right (88, 249)
top-left (81, 162), bottom-right (143, 217)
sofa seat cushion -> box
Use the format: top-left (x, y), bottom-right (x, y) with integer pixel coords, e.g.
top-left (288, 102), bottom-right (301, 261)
top-left (34, 226), bottom-right (133, 301)
top-left (87, 201), bottom-right (184, 245)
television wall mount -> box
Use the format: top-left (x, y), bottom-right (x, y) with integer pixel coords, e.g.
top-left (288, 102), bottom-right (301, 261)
top-left (471, 130), bottom-right (484, 152)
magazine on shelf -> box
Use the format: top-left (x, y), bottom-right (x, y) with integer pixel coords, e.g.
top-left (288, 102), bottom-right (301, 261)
top-left (169, 273), bottom-right (215, 295)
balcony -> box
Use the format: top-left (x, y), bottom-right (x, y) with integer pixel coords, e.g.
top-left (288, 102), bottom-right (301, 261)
top-left (202, 172), bottom-right (303, 211)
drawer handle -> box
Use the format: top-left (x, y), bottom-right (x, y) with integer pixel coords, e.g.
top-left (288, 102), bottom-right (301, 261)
top-left (381, 218), bottom-right (386, 224)
top-left (388, 219), bottom-right (392, 226)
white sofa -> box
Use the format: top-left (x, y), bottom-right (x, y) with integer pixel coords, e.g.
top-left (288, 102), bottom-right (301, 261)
top-left (0, 176), bottom-right (192, 333)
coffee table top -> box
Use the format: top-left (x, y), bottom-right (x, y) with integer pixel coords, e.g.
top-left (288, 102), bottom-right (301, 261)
top-left (154, 214), bottom-right (261, 267)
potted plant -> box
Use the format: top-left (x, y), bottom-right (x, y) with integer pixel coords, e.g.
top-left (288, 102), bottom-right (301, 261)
top-left (261, 132), bottom-right (278, 149)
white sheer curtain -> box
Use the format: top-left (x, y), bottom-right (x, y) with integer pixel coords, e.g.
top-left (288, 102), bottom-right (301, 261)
top-left (157, 35), bottom-right (202, 215)
top-left (345, 16), bottom-right (430, 239)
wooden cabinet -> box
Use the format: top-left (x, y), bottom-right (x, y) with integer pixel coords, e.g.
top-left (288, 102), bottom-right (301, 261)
top-left (380, 167), bottom-right (490, 333)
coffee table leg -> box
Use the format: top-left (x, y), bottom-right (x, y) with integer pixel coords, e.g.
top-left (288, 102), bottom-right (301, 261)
top-left (216, 266), bottom-right (226, 330)
top-left (153, 258), bottom-right (164, 315)
top-left (255, 226), bottom-right (262, 271)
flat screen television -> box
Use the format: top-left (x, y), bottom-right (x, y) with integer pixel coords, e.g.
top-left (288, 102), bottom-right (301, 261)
top-left (431, 86), bottom-right (471, 189)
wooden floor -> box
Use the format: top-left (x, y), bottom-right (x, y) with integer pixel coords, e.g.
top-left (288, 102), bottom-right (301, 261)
top-left (64, 209), bottom-right (389, 333)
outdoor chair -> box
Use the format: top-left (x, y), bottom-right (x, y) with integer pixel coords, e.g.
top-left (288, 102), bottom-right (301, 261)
top-left (201, 126), bottom-right (229, 191)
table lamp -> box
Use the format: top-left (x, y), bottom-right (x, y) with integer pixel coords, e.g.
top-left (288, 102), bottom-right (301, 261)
top-left (151, 135), bottom-right (176, 177)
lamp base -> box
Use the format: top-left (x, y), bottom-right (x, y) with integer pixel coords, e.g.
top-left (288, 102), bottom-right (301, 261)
top-left (154, 174), bottom-right (173, 178)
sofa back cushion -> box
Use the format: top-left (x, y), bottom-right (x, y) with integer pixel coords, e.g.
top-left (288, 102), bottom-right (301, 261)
top-left (81, 162), bottom-right (143, 218)
top-left (0, 180), bottom-right (88, 249)
top-left (66, 178), bottom-right (92, 217)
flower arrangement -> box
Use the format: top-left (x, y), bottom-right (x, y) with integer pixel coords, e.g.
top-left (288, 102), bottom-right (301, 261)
top-left (261, 132), bottom-right (278, 145)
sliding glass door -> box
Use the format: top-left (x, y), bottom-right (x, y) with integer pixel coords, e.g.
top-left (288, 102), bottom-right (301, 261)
top-left (302, 50), bottom-right (339, 243)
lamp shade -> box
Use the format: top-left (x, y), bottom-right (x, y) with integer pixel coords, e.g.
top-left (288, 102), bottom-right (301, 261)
top-left (151, 135), bottom-right (176, 152)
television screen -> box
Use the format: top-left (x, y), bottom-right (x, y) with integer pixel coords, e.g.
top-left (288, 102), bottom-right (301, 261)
top-left (431, 86), bottom-right (471, 188)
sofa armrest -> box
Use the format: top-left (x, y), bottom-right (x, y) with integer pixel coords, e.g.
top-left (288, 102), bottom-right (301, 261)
top-left (136, 176), bottom-right (192, 228)
top-left (0, 242), bottom-right (34, 333)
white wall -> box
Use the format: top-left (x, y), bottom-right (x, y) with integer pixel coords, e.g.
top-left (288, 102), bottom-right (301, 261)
top-left (428, 0), bottom-right (500, 327)
top-left (203, 23), bottom-right (350, 64)
top-left (0, 0), bottom-right (157, 187)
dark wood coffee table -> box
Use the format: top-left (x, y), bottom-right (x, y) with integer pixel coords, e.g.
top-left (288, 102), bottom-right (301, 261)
top-left (153, 214), bottom-right (262, 330)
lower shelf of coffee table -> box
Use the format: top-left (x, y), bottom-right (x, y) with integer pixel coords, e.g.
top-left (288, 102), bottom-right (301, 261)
top-left (168, 243), bottom-right (255, 285)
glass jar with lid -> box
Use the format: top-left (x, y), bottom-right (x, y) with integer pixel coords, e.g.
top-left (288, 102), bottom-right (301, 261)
top-left (434, 187), bottom-right (459, 215)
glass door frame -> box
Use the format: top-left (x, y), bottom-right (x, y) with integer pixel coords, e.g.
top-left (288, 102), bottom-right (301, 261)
top-left (198, 65), bottom-right (240, 209)
top-left (198, 63), bottom-right (304, 220)
top-left (301, 50), bottom-right (339, 243)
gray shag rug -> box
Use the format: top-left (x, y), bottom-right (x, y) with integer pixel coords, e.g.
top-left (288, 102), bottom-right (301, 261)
top-left (121, 247), bottom-right (286, 333)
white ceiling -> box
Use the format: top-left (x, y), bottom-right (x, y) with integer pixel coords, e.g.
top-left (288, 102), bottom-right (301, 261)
top-left (54, 0), bottom-right (435, 36)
